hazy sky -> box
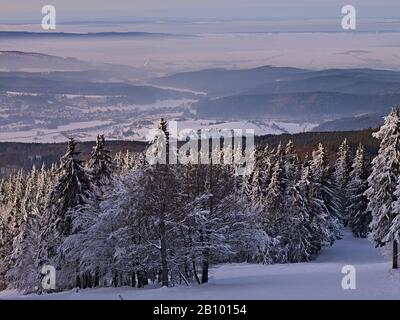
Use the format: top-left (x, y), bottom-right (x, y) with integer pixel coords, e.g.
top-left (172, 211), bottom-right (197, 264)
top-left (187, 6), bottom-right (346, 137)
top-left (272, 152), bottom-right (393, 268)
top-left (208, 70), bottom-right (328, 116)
top-left (2, 0), bottom-right (400, 21)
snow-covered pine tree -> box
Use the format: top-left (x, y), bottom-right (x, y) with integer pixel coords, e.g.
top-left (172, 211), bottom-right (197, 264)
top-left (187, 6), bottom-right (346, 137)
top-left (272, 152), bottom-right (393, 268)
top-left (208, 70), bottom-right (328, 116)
top-left (389, 181), bottom-right (400, 267)
top-left (57, 136), bottom-right (116, 288)
top-left (0, 170), bottom-right (27, 289)
top-left (61, 174), bottom-right (121, 288)
top-left (60, 175), bottom-right (123, 289)
top-left (114, 150), bottom-right (123, 173)
top-left (5, 210), bottom-right (43, 293)
top-left (275, 142), bottom-right (284, 161)
top-left (35, 164), bottom-right (49, 212)
top-left (347, 144), bottom-right (371, 237)
top-left (49, 162), bottom-right (58, 184)
top-left (261, 145), bottom-right (274, 186)
top-left (366, 107), bottom-right (400, 269)
top-left (0, 179), bottom-right (6, 206)
top-left (283, 140), bottom-right (300, 184)
top-left (284, 173), bottom-right (313, 262)
top-left (21, 165), bottom-right (38, 218)
top-left (8, 169), bottom-right (26, 231)
top-left (241, 146), bottom-right (265, 206)
top-left (1, 177), bottom-right (11, 207)
top-left (39, 138), bottom-right (92, 280)
top-left (263, 158), bottom-right (285, 240)
top-left (311, 143), bottom-right (342, 243)
top-left (299, 162), bottom-right (331, 256)
top-left (87, 134), bottom-right (114, 186)
top-left (2, 166), bottom-right (45, 292)
top-left (333, 139), bottom-right (352, 225)
top-left (279, 141), bottom-right (313, 262)
top-left (0, 200), bottom-right (10, 290)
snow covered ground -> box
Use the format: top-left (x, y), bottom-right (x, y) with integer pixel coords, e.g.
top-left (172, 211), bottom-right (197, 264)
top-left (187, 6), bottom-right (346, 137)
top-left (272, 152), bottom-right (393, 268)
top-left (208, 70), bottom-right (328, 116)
top-left (0, 117), bottom-right (317, 143)
top-left (1, 230), bottom-right (399, 300)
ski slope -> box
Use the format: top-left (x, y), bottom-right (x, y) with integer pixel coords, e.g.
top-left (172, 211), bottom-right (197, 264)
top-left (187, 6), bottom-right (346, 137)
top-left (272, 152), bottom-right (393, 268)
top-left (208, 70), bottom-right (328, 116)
top-left (1, 230), bottom-right (399, 300)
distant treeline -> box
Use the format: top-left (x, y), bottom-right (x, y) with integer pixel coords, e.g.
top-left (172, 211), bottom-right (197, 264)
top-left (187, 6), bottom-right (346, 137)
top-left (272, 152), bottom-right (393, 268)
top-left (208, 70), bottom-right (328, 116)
top-left (0, 129), bottom-right (379, 177)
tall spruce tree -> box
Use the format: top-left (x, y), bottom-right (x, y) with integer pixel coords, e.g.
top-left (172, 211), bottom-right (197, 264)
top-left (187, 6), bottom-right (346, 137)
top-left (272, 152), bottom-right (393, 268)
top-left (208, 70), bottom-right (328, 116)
top-left (333, 139), bottom-right (352, 225)
top-left (141, 118), bottom-right (177, 287)
top-left (366, 107), bottom-right (400, 269)
top-left (347, 144), bottom-right (371, 237)
top-left (311, 143), bottom-right (342, 243)
top-left (87, 134), bottom-right (113, 186)
top-left (40, 138), bottom-right (91, 272)
top-left (264, 159), bottom-right (285, 239)
top-left (285, 166), bottom-right (314, 262)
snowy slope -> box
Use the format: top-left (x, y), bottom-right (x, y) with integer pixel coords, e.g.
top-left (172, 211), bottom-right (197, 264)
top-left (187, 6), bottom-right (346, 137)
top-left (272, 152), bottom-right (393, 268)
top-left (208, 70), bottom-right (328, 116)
top-left (1, 230), bottom-right (399, 300)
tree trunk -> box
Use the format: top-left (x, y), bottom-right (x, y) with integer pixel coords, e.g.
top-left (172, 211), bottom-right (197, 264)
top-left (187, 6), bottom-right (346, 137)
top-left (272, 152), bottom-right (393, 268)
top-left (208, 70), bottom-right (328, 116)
top-left (113, 271), bottom-right (118, 287)
top-left (94, 268), bottom-right (99, 287)
top-left (137, 272), bottom-right (144, 288)
top-left (201, 156), bottom-right (212, 284)
top-left (76, 275), bottom-right (81, 288)
top-left (131, 272), bottom-right (136, 287)
top-left (393, 240), bottom-right (398, 269)
top-left (192, 259), bottom-right (201, 284)
top-left (201, 253), bottom-right (209, 284)
top-left (160, 210), bottom-right (169, 287)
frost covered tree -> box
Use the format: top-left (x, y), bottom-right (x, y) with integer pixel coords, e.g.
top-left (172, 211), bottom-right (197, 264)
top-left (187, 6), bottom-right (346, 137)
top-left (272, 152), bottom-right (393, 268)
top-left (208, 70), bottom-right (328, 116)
top-left (280, 143), bottom-right (313, 262)
top-left (5, 211), bottom-right (43, 293)
top-left (0, 170), bottom-right (26, 289)
top-left (389, 181), bottom-right (400, 267)
top-left (138, 118), bottom-right (182, 287)
top-left (87, 134), bottom-right (114, 187)
top-left (300, 163), bottom-right (331, 256)
top-left (139, 163), bottom-right (184, 287)
top-left (39, 138), bottom-right (92, 281)
top-left (35, 164), bottom-right (52, 212)
top-left (333, 139), bottom-right (352, 225)
top-left (263, 159), bottom-right (285, 238)
top-left (283, 140), bottom-right (300, 184)
top-left (284, 170), bottom-right (313, 262)
top-left (21, 165), bottom-right (38, 218)
top-left (347, 144), bottom-right (371, 237)
top-left (0, 205), bottom-right (11, 290)
top-left (242, 146), bottom-right (265, 206)
top-left (60, 171), bottom-right (145, 289)
top-left (53, 135), bottom-right (115, 288)
top-left (8, 170), bottom-right (26, 231)
top-left (311, 143), bottom-right (342, 243)
top-left (366, 107), bottom-right (400, 269)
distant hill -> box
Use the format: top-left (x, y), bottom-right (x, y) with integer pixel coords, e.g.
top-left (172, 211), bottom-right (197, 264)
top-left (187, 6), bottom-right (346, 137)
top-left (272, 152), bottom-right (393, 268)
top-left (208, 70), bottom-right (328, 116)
top-left (194, 92), bottom-right (400, 121)
top-left (244, 72), bottom-right (400, 96)
top-left (151, 65), bottom-right (307, 97)
top-left (0, 51), bottom-right (154, 80)
top-left (0, 72), bottom-right (195, 103)
top-left (312, 114), bottom-right (384, 132)
top-left (0, 51), bottom-right (93, 71)
top-left (153, 66), bottom-right (400, 125)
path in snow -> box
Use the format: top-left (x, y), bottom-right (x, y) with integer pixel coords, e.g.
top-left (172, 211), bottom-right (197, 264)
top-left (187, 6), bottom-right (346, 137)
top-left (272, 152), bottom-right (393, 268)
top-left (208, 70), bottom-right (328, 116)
top-left (1, 230), bottom-right (399, 300)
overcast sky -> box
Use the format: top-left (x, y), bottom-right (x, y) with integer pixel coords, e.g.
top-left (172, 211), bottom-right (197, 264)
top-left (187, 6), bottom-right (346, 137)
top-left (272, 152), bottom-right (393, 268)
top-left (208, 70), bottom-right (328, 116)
top-left (2, 0), bottom-right (400, 21)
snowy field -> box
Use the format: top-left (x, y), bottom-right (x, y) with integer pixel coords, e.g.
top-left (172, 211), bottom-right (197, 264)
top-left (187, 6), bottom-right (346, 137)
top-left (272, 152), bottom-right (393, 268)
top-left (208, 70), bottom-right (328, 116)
top-left (0, 117), bottom-right (317, 143)
top-left (1, 230), bottom-right (399, 300)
